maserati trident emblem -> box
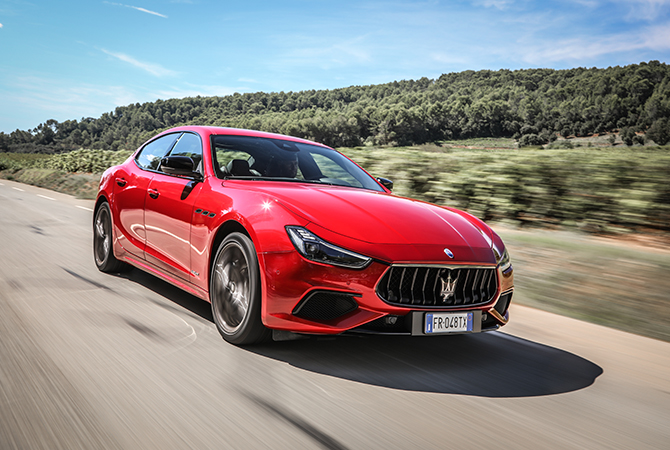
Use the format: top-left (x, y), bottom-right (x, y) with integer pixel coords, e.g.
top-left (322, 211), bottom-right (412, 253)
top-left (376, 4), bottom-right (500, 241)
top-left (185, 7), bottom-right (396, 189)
top-left (440, 272), bottom-right (458, 302)
top-left (444, 248), bottom-right (454, 259)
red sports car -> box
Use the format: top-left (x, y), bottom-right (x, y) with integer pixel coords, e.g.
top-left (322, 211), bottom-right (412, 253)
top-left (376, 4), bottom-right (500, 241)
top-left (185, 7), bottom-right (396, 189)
top-left (94, 126), bottom-right (514, 345)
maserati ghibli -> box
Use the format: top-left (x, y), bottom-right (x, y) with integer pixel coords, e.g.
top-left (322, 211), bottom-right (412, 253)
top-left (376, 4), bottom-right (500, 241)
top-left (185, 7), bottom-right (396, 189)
top-left (94, 126), bottom-right (514, 344)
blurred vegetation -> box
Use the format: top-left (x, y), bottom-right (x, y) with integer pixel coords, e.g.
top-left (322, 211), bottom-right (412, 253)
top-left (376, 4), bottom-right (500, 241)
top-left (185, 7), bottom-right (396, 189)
top-left (1, 61), bottom-right (669, 153)
top-left (0, 150), bottom-right (131, 199)
top-left (0, 149), bottom-right (131, 173)
top-left (3, 145), bottom-right (669, 235)
top-left (342, 145), bottom-right (670, 234)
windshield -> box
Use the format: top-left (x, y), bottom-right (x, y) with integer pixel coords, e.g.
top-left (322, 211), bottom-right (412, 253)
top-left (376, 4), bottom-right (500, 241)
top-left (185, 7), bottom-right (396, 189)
top-left (211, 135), bottom-right (384, 192)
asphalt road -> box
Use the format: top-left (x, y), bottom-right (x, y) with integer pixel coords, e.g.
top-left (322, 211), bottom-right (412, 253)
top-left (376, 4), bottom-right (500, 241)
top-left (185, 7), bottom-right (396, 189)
top-left (1, 179), bottom-right (669, 450)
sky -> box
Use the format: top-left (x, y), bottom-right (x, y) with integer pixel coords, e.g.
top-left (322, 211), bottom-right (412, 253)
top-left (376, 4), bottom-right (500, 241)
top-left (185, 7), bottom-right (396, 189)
top-left (0, 0), bottom-right (669, 133)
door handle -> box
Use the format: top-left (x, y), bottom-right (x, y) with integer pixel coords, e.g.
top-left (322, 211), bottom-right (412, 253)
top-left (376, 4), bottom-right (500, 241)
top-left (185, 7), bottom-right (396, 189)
top-left (148, 188), bottom-right (159, 199)
top-left (115, 177), bottom-right (127, 187)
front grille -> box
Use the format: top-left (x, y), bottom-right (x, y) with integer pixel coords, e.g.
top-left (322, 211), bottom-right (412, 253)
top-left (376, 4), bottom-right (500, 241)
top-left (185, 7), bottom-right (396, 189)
top-left (376, 266), bottom-right (498, 308)
top-left (292, 291), bottom-right (359, 321)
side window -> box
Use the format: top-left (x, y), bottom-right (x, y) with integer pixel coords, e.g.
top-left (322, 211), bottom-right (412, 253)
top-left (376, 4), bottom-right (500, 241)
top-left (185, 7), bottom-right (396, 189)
top-left (167, 133), bottom-right (203, 172)
top-left (136, 133), bottom-right (180, 170)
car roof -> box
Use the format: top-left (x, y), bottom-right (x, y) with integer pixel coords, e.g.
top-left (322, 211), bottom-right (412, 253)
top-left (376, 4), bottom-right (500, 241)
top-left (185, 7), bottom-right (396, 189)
top-left (163, 126), bottom-right (331, 149)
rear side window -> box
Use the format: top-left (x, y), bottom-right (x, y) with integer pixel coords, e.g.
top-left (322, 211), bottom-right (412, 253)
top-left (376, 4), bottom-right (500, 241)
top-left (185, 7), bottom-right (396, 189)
top-left (136, 133), bottom-right (180, 170)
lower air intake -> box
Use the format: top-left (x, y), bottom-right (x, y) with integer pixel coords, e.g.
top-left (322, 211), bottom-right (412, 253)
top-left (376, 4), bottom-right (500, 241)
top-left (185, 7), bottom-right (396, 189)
top-left (292, 291), bottom-right (359, 321)
top-left (494, 291), bottom-right (513, 316)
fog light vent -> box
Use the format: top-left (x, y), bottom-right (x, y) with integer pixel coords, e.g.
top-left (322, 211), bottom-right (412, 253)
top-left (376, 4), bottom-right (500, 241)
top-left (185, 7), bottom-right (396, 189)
top-left (292, 291), bottom-right (359, 322)
top-left (494, 291), bottom-right (513, 317)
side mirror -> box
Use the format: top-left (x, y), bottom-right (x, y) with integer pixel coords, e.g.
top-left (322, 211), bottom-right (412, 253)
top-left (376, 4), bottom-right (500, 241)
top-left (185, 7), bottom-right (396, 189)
top-left (160, 156), bottom-right (202, 180)
top-left (376, 177), bottom-right (393, 191)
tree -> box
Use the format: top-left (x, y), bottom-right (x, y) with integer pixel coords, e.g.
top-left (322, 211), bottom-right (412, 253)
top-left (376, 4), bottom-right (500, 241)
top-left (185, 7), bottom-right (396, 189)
top-left (620, 127), bottom-right (636, 146)
top-left (519, 134), bottom-right (545, 147)
top-left (647, 118), bottom-right (670, 145)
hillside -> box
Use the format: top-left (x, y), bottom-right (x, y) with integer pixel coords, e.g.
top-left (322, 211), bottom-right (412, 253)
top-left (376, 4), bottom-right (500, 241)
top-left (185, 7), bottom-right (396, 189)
top-left (1, 61), bottom-right (669, 153)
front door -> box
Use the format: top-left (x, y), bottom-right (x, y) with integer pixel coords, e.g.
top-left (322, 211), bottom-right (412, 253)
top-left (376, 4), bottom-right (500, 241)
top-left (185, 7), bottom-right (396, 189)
top-left (144, 132), bottom-right (204, 281)
top-left (114, 132), bottom-right (181, 258)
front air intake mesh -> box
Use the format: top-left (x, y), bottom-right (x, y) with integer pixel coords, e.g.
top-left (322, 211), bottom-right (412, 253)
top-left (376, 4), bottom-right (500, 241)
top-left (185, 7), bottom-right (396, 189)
top-left (292, 291), bottom-right (359, 321)
top-left (376, 266), bottom-right (498, 308)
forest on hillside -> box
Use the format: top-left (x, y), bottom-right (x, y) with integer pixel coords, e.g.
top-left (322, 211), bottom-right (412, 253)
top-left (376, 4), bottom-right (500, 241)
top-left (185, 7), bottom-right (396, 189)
top-left (2, 61), bottom-right (670, 153)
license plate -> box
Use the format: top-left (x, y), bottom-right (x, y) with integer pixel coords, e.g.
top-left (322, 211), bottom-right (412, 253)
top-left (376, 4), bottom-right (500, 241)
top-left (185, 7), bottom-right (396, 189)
top-left (425, 312), bottom-right (473, 334)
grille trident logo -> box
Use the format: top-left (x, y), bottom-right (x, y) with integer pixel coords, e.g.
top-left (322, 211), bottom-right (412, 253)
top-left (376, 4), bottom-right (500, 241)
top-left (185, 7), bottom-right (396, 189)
top-left (440, 272), bottom-right (458, 302)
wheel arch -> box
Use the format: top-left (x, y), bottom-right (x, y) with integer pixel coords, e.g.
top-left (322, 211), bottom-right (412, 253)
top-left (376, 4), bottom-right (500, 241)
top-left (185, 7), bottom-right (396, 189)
top-left (94, 194), bottom-right (109, 214)
top-left (208, 219), bottom-right (252, 289)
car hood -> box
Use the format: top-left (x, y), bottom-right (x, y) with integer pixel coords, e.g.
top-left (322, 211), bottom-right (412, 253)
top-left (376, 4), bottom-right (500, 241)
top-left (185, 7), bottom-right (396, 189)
top-left (248, 182), bottom-right (497, 264)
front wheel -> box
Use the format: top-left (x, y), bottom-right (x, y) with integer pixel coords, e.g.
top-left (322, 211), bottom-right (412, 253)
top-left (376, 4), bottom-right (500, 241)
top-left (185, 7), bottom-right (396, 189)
top-left (93, 202), bottom-right (128, 273)
top-left (210, 233), bottom-right (269, 345)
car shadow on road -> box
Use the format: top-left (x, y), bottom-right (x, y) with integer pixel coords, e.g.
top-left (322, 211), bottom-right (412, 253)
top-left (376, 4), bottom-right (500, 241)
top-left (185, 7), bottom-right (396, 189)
top-left (110, 268), bottom-right (602, 398)
top-left (248, 333), bottom-right (603, 398)
top-left (112, 268), bottom-right (214, 324)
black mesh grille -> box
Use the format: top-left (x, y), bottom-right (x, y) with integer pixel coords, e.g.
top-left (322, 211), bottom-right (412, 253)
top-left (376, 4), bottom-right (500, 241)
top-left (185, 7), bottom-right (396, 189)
top-left (377, 266), bottom-right (498, 308)
top-left (292, 291), bottom-right (359, 321)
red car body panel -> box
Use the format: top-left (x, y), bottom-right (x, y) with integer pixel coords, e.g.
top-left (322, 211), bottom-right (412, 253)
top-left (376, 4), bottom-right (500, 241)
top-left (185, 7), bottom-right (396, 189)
top-left (112, 164), bottom-right (151, 258)
top-left (97, 126), bottom-right (514, 336)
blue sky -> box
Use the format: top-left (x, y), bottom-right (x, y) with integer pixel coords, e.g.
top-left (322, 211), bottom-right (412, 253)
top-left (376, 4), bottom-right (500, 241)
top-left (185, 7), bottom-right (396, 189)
top-left (1, 0), bottom-right (669, 133)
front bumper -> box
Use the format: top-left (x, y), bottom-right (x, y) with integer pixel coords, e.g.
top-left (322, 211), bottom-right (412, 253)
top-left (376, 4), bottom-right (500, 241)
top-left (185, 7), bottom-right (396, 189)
top-left (259, 250), bottom-right (514, 335)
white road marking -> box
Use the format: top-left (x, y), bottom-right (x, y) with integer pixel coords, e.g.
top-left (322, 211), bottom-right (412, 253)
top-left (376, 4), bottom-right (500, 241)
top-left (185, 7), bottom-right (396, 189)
top-left (12, 187), bottom-right (24, 192)
top-left (37, 194), bottom-right (55, 200)
top-left (76, 205), bottom-right (94, 212)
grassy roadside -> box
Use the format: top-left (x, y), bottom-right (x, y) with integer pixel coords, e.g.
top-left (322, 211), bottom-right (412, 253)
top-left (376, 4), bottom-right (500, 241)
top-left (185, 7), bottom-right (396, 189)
top-left (0, 149), bottom-right (131, 199)
top-left (497, 226), bottom-right (670, 342)
top-left (0, 168), bottom-right (101, 199)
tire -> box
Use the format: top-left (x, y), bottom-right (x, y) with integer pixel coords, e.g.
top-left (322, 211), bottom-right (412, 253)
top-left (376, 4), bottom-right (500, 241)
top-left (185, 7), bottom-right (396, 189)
top-left (93, 202), bottom-right (128, 273)
top-left (210, 232), bottom-right (269, 345)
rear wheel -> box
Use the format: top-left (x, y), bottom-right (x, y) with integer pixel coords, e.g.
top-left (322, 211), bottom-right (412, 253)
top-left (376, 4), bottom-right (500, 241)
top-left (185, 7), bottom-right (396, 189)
top-left (93, 202), bottom-right (128, 273)
top-left (210, 233), bottom-right (269, 345)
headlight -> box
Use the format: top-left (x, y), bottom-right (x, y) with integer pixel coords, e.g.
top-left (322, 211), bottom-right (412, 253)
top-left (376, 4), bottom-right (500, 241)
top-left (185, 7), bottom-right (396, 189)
top-left (286, 226), bottom-right (372, 269)
top-left (495, 246), bottom-right (512, 273)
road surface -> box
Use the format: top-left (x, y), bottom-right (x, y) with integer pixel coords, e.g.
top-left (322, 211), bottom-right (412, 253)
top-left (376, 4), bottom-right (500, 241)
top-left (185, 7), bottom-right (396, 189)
top-left (1, 179), bottom-right (668, 449)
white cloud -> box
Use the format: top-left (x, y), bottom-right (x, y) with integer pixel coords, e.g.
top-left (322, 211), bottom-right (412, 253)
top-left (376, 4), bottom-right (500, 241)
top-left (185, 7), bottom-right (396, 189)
top-left (104, 2), bottom-right (168, 18)
top-left (610, 0), bottom-right (670, 20)
top-left (520, 23), bottom-right (670, 63)
top-left (100, 49), bottom-right (176, 77)
top-left (129, 6), bottom-right (167, 18)
top-left (0, 23), bottom-right (3, 28)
